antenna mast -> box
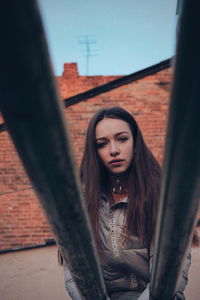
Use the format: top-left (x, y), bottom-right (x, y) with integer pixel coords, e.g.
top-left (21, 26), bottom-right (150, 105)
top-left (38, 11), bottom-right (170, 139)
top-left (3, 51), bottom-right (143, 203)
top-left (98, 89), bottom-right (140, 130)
top-left (78, 35), bottom-right (97, 75)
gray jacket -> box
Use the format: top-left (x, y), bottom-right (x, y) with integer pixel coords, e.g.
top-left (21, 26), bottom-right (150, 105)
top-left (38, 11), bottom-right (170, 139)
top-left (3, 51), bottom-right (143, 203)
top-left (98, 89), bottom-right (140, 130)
top-left (64, 195), bottom-right (191, 299)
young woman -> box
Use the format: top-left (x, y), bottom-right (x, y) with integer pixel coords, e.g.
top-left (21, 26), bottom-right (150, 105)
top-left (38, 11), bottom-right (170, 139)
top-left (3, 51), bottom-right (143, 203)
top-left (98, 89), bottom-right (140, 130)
top-left (61, 107), bottom-right (194, 300)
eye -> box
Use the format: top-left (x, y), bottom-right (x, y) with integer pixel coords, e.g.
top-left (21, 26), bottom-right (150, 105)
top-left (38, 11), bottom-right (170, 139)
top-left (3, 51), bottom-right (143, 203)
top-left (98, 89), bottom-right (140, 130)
top-left (118, 136), bottom-right (128, 142)
top-left (96, 142), bottom-right (107, 148)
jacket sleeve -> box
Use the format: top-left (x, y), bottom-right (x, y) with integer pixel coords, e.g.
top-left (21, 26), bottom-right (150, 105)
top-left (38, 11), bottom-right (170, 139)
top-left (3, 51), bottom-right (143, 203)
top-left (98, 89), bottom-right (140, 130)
top-left (137, 251), bottom-right (191, 300)
top-left (63, 265), bottom-right (81, 300)
top-left (173, 251), bottom-right (191, 300)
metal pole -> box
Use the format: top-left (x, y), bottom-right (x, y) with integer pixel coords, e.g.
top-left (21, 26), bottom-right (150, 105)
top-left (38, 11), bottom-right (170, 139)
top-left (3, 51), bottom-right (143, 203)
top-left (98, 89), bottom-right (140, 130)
top-left (150, 0), bottom-right (200, 299)
top-left (0, 1), bottom-right (107, 299)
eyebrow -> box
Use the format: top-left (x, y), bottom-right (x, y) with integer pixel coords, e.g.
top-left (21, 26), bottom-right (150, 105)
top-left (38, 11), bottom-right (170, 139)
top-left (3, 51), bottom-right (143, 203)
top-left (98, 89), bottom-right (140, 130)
top-left (96, 131), bottom-right (129, 141)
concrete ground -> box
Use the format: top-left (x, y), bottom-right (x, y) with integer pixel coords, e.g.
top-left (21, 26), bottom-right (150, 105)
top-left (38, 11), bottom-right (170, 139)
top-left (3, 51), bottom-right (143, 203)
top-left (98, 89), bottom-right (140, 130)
top-left (0, 245), bottom-right (199, 300)
top-left (0, 245), bottom-right (69, 300)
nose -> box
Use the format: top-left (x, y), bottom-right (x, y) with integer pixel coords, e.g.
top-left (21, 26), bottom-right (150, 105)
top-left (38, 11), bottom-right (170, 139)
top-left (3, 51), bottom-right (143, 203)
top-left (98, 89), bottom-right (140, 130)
top-left (110, 141), bottom-right (120, 157)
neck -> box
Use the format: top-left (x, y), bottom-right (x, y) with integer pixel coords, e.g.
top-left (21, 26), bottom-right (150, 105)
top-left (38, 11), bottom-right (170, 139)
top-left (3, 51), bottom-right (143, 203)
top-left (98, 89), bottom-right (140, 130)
top-left (109, 172), bottom-right (129, 195)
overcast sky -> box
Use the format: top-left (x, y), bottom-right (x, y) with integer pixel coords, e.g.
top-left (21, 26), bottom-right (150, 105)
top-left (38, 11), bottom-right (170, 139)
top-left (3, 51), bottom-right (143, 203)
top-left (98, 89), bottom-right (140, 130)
top-left (38, 0), bottom-right (178, 76)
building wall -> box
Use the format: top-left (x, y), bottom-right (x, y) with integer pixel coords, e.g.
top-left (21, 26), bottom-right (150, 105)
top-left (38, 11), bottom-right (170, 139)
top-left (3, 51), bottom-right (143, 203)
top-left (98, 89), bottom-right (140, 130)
top-left (0, 63), bottom-right (172, 251)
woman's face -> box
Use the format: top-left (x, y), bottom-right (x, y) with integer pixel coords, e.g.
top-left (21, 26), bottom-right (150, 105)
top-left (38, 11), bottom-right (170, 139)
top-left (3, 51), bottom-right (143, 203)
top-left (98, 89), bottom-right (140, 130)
top-left (95, 118), bottom-right (134, 175)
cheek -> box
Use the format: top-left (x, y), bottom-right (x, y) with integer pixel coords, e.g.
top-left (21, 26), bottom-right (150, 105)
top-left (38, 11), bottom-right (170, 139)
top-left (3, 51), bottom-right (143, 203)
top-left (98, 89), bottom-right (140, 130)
top-left (97, 149), bottom-right (106, 164)
top-left (127, 142), bottom-right (134, 160)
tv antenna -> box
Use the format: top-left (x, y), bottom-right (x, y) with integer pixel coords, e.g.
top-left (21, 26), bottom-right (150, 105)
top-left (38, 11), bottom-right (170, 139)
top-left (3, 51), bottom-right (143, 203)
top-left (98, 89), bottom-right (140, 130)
top-left (77, 35), bottom-right (97, 75)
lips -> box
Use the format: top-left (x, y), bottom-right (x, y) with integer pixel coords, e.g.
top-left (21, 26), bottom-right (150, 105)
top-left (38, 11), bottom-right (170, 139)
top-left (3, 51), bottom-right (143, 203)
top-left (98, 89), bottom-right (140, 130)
top-left (109, 159), bottom-right (124, 165)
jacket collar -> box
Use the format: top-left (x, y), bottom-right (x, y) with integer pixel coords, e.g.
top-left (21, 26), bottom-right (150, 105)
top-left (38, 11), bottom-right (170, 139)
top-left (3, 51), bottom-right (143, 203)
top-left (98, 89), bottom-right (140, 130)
top-left (101, 193), bottom-right (128, 209)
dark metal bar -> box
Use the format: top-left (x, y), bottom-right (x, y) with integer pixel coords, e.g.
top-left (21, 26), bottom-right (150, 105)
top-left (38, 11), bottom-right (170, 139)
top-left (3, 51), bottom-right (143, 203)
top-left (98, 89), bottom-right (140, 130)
top-left (0, 59), bottom-right (171, 133)
top-left (150, 1), bottom-right (200, 299)
top-left (64, 59), bottom-right (171, 107)
top-left (176, 0), bottom-right (183, 15)
top-left (0, 122), bottom-right (7, 132)
top-left (0, 2), bottom-right (107, 299)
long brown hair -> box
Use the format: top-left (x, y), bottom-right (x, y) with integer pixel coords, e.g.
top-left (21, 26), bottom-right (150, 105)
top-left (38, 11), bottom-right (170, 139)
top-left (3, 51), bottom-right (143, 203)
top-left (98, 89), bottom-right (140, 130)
top-left (81, 107), bottom-right (161, 250)
top-left (58, 106), bottom-right (199, 265)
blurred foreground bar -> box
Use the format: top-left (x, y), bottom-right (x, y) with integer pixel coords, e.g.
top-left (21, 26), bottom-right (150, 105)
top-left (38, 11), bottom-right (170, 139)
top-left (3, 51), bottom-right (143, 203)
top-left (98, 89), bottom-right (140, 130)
top-left (150, 0), bottom-right (200, 299)
top-left (0, 1), bottom-right (107, 299)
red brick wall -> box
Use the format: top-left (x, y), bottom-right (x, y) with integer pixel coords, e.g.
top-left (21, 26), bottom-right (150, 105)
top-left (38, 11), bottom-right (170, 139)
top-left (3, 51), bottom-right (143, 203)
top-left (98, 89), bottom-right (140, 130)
top-left (0, 63), bottom-right (172, 251)
top-left (59, 63), bottom-right (171, 164)
top-left (0, 130), bottom-right (53, 251)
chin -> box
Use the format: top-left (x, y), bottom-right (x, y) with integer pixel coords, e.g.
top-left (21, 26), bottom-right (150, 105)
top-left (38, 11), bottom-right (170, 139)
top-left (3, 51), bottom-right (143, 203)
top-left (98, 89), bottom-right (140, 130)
top-left (110, 168), bottom-right (129, 175)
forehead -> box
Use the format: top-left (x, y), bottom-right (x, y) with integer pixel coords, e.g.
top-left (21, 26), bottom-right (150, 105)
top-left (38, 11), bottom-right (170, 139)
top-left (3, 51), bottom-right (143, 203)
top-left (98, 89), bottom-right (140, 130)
top-left (95, 118), bottom-right (131, 138)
